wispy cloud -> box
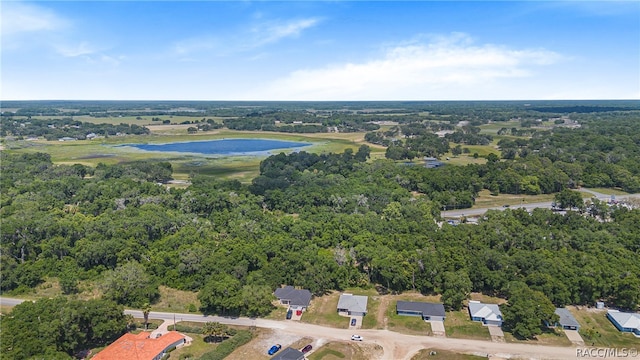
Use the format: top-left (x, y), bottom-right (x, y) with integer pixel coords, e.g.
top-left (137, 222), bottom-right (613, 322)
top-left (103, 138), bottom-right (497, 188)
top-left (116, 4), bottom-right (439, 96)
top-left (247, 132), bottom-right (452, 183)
top-left (253, 33), bottom-right (563, 100)
top-left (250, 18), bottom-right (321, 47)
top-left (172, 17), bottom-right (321, 57)
top-left (1, 2), bottom-right (68, 36)
top-left (54, 42), bottom-right (99, 57)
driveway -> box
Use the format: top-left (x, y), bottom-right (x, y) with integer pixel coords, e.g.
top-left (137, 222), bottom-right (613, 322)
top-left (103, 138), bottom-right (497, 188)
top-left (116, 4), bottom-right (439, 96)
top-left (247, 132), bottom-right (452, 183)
top-left (564, 329), bottom-right (584, 345)
top-left (349, 315), bottom-right (363, 329)
top-left (429, 321), bottom-right (445, 337)
top-left (487, 325), bottom-right (505, 342)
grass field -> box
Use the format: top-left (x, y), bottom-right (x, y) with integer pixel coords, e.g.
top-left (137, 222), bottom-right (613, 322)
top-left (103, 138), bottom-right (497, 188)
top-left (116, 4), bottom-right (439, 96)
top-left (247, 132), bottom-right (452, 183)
top-left (585, 188), bottom-right (630, 196)
top-left (444, 310), bottom-right (491, 341)
top-left (472, 189), bottom-right (557, 208)
top-left (152, 286), bottom-right (200, 314)
top-left (503, 327), bottom-right (573, 346)
top-left (4, 129), bottom-right (372, 183)
top-left (308, 342), bottom-right (382, 360)
top-left (410, 349), bottom-right (487, 360)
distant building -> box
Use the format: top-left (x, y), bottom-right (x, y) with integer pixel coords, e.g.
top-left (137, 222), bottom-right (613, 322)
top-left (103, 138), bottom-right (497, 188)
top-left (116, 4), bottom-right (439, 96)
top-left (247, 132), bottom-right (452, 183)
top-left (91, 331), bottom-right (186, 360)
top-left (58, 137), bottom-right (77, 142)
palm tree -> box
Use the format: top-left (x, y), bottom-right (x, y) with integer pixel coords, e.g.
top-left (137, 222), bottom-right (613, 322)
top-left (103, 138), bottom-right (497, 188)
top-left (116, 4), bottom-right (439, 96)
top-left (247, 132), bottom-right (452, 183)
top-left (202, 322), bottom-right (228, 343)
top-left (142, 303), bottom-right (151, 330)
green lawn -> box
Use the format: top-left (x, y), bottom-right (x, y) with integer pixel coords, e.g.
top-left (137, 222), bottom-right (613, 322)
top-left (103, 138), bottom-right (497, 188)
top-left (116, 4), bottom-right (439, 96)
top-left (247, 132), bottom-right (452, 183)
top-left (584, 188), bottom-right (630, 196)
top-left (308, 342), bottom-right (379, 360)
top-left (444, 310), bottom-right (491, 341)
top-left (503, 327), bottom-right (572, 346)
top-left (410, 349), bottom-right (487, 360)
top-left (385, 301), bottom-right (432, 336)
top-left (301, 288), bottom-right (380, 329)
top-left (472, 189), bottom-right (556, 209)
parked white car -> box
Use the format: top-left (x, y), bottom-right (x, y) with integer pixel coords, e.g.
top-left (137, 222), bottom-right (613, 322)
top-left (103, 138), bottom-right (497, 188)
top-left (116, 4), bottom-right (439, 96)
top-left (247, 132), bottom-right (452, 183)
top-left (351, 334), bottom-right (363, 341)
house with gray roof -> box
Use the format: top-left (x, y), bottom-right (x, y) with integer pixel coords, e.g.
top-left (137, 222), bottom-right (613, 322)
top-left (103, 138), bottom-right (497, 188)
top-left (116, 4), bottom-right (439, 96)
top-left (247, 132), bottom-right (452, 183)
top-left (546, 308), bottom-right (580, 330)
top-left (337, 294), bottom-right (368, 316)
top-left (272, 347), bottom-right (305, 360)
top-left (607, 310), bottom-right (640, 337)
top-left (274, 286), bottom-right (312, 310)
top-left (468, 300), bottom-right (503, 327)
top-left (396, 301), bottom-right (446, 322)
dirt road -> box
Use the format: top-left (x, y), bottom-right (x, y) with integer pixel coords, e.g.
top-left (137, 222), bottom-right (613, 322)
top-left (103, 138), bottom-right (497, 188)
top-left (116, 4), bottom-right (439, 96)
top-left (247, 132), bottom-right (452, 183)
top-left (125, 309), bottom-right (582, 359)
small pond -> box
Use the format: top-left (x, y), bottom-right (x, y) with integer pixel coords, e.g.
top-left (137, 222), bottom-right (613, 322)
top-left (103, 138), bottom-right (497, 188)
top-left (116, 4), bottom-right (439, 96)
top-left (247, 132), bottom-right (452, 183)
top-left (122, 138), bottom-right (311, 155)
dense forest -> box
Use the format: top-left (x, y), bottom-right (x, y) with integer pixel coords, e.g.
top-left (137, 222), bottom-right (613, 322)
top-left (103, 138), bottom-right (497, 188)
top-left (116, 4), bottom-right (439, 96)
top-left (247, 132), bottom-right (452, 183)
top-left (1, 147), bottom-right (639, 316)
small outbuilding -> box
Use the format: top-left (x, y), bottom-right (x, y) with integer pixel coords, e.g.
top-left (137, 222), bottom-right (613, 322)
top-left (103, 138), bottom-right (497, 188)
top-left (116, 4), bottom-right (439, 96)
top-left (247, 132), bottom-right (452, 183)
top-left (396, 301), bottom-right (446, 322)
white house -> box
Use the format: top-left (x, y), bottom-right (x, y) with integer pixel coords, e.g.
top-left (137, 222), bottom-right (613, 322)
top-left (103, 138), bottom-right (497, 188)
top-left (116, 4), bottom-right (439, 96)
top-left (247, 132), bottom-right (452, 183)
top-left (468, 300), bottom-right (503, 327)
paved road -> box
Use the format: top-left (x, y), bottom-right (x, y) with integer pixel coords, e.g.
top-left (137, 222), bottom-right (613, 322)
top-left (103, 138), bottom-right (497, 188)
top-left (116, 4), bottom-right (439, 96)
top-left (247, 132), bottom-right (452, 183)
top-left (1, 297), bottom-right (592, 359)
top-left (443, 189), bottom-right (640, 218)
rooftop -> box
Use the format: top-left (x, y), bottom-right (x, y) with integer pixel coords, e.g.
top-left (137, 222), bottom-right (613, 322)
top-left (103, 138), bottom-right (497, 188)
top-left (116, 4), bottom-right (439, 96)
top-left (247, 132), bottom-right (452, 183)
top-left (337, 294), bottom-right (368, 313)
top-left (608, 310), bottom-right (640, 329)
top-left (396, 301), bottom-right (445, 317)
top-left (274, 286), bottom-right (312, 307)
top-left (91, 331), bottom-right (185, 360)
top-left (555, 308), bottom-right (580, 328)
top-left (468, 301), bottom-right (502, 321)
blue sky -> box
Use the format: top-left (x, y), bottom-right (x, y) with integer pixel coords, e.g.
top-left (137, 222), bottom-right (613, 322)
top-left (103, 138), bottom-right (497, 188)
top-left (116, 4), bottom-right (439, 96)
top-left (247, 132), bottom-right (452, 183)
top-left (2, 1), bottom-right (639, 100)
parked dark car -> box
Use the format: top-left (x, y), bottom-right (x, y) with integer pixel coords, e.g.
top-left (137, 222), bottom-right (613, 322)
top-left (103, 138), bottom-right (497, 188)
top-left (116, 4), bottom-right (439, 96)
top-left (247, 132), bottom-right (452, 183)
top-left (301, 344), bottom-right (313, 353)
top-left (350, 318), bottom-right (356, 326)
top-left (286, 309), bottom-right (293, 319)
top-left (268, 344), bottom-right (282, 355)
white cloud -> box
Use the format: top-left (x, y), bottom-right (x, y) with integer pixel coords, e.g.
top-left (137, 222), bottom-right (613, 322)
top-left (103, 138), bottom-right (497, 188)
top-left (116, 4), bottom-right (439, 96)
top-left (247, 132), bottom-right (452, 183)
top-left (251, 18), bottom-right (321, 46)
top-left (171, 17), bottom-right (320, 57)
top-left (253, 33), bottom-right (563, 100)
top-left (1, 2), bottom-right (67, 36)
top-left (55, 42), bottom-right (98, 57)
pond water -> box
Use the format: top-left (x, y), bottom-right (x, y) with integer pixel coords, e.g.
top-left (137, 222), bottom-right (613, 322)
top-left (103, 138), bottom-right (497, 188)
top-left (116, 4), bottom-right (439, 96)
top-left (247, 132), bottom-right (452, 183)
top-left (124, 138), bottom-right (311, 155)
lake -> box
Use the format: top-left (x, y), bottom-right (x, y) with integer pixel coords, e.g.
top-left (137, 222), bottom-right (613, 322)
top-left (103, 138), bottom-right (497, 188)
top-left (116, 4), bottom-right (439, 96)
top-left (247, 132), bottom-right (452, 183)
top-left (124, 138), bottom-right (311, 155)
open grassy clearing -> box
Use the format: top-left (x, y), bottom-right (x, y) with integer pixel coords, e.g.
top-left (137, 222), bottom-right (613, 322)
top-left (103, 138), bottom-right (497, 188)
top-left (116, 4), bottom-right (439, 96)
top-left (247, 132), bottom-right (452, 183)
top-left (152, 286), bottom-right (200, 314)
top-left (299, 291), bottom-right (349, 329)
top-left (4, 130), bottom-right (372, 182)
top-left (468, 293), bottom-right (507, 305)
top-left (502, 327), bottom-right (572, 346)
top-left (478, 121), bottom-right (522, 135)
top-left (472, 189), bottom-right (557, 208)
top-left (585, 188), bottom-right (630, 196)
top-left (570, 306), bottom-right (640, 348)
top-left (308, 342), bottom-right (382, 360)
top-left (410, 348), bottom-right (487, 360)
top-left (164, 331), bottom-right (218, 359)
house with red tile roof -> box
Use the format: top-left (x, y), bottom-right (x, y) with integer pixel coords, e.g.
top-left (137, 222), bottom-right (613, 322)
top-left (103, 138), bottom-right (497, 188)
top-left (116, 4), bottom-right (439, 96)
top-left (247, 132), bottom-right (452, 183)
top-left (91, 331), bottom-right (186, 360)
